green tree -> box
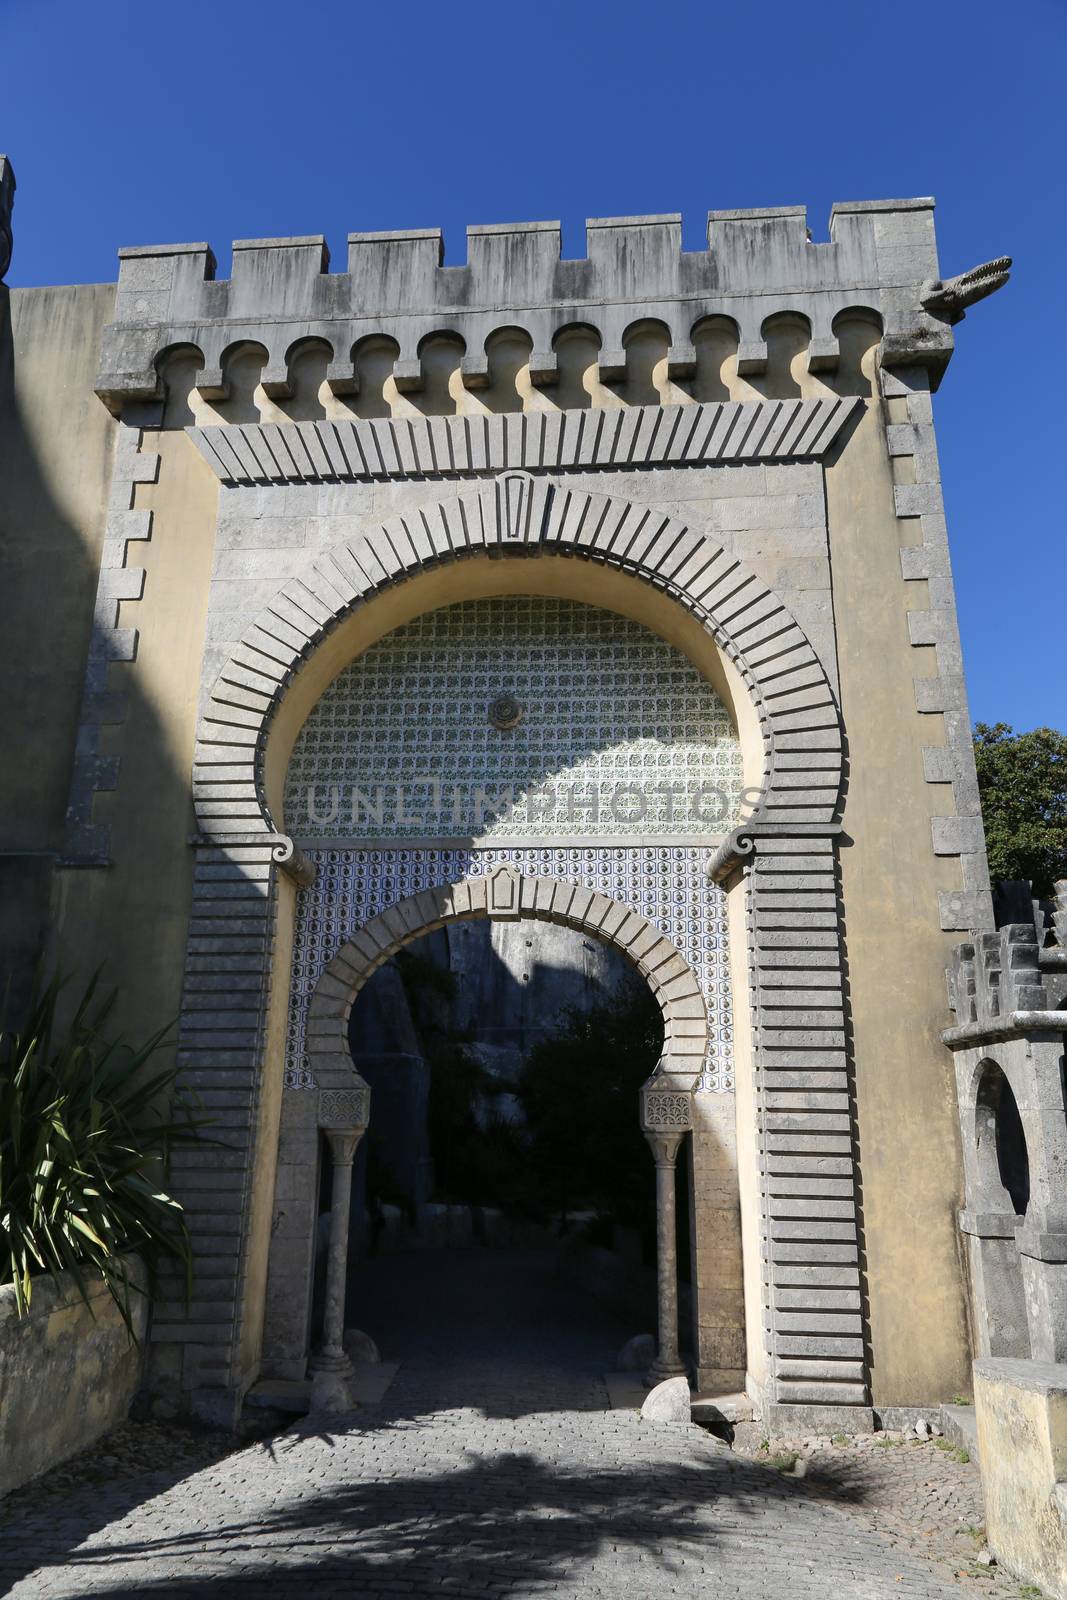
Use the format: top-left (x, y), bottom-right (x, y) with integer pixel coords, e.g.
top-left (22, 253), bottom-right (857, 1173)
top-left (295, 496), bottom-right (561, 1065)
top-left (973, 722), bottom-right (1067, 896)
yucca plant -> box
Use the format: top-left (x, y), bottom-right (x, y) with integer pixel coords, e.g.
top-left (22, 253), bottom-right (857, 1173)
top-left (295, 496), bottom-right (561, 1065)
top-left (0, 973), bottom-right (208, 1337)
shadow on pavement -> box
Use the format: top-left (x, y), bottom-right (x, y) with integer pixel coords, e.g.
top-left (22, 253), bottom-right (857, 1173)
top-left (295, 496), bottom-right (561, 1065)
top-left (9, 1443), bottom-right (792, 1599)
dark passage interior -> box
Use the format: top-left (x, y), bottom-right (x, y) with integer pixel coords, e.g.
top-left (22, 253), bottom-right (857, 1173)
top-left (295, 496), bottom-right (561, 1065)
top-left (310, 917), bottom-right (691, 1363)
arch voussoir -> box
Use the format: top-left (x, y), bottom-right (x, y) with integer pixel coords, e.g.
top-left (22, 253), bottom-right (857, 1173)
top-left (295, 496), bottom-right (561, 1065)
top-left (303, 872), bottom-right (709, 1093)
top-left (193, 475), bottom-right (845, 850)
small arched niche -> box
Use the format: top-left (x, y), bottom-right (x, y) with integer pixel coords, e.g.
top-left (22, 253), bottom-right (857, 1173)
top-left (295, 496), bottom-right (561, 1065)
top-left (483, 326), bottom-right (533, 414)
top-left (215, 340), bottom-right (270, 424)
top-left (352, 335), bottom-right (400, 419)
top-left (975, 1061), bottom-right (1031, 1217)
top-left (831, 309), bottom-right (883, 398)
top-left (156, 343), bottom-right (205, 429)
top-left (551, 323), bottom-right (600, 410)
top-left (283, 337), bottom-right (334, 422)
top-left (691, 317), bottom-right (739, 403)
top-left (757, 312), bottom-right (811, 399)
top-left (620, 318), bottom-right (672, 406)
top-left (412, 331), bottom-right (465, 416)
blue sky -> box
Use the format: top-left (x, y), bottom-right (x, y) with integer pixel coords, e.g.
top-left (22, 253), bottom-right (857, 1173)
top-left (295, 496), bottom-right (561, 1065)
top-left (4, 0), bottom-right (1063, 729)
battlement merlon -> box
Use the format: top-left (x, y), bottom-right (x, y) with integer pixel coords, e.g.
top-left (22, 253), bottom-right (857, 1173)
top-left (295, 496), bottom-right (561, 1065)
top-left (94, 198), bottom-right (1008, 413)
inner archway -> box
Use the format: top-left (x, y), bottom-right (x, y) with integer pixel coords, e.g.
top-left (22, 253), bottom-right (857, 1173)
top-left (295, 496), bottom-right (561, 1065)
top-left (328, 916), bottom-right (672, 1391)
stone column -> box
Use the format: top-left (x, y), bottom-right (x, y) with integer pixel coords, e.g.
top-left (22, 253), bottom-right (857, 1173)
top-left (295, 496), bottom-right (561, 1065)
top-left (640, 1078), bottom-right (693, 1385)
top-left (644, 1128), bottom-right (688, 1382)
top-left (309, 1127), bottom-right (363, 1411)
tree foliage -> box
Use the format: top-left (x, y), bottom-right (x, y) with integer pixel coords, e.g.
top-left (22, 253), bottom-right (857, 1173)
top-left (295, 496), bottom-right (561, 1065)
top-left (973, 722), bottom-right (1067, 897)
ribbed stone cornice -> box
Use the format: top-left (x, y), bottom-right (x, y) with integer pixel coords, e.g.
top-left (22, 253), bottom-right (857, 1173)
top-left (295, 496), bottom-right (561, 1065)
top-left (188, 397), bottom-right (860, 486)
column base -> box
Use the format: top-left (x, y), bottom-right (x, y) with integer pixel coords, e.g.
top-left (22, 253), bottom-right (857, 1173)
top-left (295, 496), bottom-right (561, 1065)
top-left (308, 1348), bottom-right (355, 1414)
top-left (646, 1356), bottom-right (689, 1385)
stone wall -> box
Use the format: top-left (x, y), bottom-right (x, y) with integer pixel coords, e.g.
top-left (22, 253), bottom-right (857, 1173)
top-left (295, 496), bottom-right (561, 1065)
top-left (974, 1358), bottom-right (1067, 1598)
top-left (0, 1260), bottom-right (147, 1497)
top-left (0, 280), bottom-right (116, 1014)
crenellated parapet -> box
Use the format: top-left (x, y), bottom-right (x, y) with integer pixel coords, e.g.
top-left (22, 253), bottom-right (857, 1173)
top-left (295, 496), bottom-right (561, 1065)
top-left (94, 198), bottom-right (972, 414)
top-left (945, 884), bottom-right (1067, 1375)
top-left (948, 882), bottom-right (1067, 1027)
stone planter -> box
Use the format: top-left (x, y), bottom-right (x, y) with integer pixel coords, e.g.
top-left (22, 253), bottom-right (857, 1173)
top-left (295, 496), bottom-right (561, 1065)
top-left (0, 1257), bottom-right (147, 1497)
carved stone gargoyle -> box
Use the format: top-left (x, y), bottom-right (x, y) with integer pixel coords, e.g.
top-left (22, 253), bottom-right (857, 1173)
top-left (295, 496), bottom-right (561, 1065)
top-left (0, 156), bottom-right (15, 284)
top-left (920, 256), bottom-right (1012, 325)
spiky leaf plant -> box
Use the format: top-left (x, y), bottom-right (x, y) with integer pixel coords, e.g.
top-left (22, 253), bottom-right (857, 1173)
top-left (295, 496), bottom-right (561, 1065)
top-left (0, 974), bottom-right (208, 1337)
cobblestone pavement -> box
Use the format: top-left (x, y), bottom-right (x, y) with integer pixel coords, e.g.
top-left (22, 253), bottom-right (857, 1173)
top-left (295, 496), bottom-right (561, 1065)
top-left (0, 1250), bottom-right (1025, 1599)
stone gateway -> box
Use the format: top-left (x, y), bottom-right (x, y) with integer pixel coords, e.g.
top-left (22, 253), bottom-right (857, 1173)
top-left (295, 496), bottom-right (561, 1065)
top-left (8, 162), bottom-right (1058, 1464)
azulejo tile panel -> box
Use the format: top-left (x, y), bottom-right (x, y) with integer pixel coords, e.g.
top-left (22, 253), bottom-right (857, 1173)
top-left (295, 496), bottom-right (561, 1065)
top-left (283, 597), bottom-right (743, 842)
top-left (285, 845), bottom-right (734, 1095)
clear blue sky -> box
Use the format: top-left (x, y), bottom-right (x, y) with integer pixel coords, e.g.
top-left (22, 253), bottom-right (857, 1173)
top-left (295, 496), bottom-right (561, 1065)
top-left (4, 0), bottom-right (1063, 730)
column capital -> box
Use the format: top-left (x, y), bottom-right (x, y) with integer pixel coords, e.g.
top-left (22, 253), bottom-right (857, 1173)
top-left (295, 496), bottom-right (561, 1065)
top-left (324, 1128), bottom-right (362, 1167)
top-left (644, 1129), bottom-right (686, 1168)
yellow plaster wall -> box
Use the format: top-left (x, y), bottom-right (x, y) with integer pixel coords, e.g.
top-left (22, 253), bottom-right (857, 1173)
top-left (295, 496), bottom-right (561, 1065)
top-left (824, 399), bottom-right (972, 1406)
top-left (51, 428), bottom-right (219, 1055)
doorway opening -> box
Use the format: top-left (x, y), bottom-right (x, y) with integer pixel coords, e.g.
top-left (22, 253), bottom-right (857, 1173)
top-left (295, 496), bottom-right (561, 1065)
top-left (309, 915), bottom-right (696, 1376)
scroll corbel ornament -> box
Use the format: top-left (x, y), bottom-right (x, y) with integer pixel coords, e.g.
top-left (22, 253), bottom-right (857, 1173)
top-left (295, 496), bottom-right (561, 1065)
top-left (271, 834), bottom-right (316, 887)
top-left (706, 827), bottom-right (758, 885)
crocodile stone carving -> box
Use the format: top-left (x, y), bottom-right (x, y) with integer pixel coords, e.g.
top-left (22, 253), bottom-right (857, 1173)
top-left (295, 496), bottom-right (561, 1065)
top-left (0, 156), bottom-right (14, 283)
top-left (920, 256), bottom-right (1012, 324)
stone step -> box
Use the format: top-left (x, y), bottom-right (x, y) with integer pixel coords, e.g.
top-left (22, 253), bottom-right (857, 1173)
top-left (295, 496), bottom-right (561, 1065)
top-left (940, 1402), bottom-right (979, 1458)
top-left (245, 1362), bottom-right (401, 1415)
top-left (691, 1391), bottom-right (755, 1424)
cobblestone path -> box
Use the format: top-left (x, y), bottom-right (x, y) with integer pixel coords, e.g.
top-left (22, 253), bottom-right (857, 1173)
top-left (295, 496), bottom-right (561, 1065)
top-left (0, 1250), bottom-right (1001, 1598)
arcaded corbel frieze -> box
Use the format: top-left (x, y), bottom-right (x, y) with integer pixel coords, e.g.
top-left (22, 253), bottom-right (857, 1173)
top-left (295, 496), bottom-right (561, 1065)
top-left (186, 396), bottom-right (861, 487)
top-left (95, 198), bottom-right (974, 412)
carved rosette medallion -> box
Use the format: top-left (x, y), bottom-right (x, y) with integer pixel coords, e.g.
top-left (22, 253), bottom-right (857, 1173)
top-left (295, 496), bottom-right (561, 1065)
top-left (488, 693), bottom-right (523, 730)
